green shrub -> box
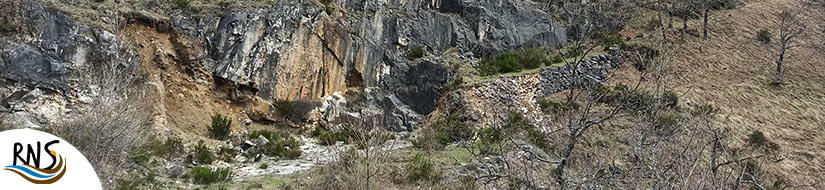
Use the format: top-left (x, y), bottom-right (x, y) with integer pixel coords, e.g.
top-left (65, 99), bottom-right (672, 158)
top-left (477, 127), bottom-right (503, 155)
top-left (410, 46), bottom-right (426, 59)
top-left (132, 136), bottom-right (183, 164)
top-left (654, 112), bottom-right (681, 130)
top-left (115, 177), bottom-right (141, 190)
top-left (259, 163), bottom-right (269, 169)
top-left (320, 0), bottom-right (333, 5)
top-left (623, 44), bottom-right (659, 72)
top-left (591, 84), bottom-right (615, 103)
top-left (0, 22), bottom-right (17, 33)
top-left (608, 84), bottom-right (656, 112)
top-left (645, 18), bottom-right (662, 31)
top-left (548, 54), bottom-right (565, 66)
top-left (709, 0), bottom-right (739, 9)
top-left (501, 111), bottom-right (531, 138)
top-left (248, 130), bottom-right (277, 141)
top-left (115, 172), bottom-right (161, 190)
top-left (411, 127), bottom-right (446, 150)
top-left (193, 140), bottom-right (215, 164)
top-left (217, 146), bottom-right (238, 162)
top-left (601, 34), bottom-right (626, 50)
top-left (747, 131), bottom-right (768, 146)
top-left (172, 0), bottom-right (190, 9)
top-left (770, 178), bottom-right (786, 190)
top-left (592, 83), bottom-right (664, 113)
top-left (537, 98), bottom-right (580, 113)
top-left (191, 166), bottom-right (232, 184)
top-left (442, 77), bottom-right (465, 92)
top-left (252, 130), bottom-right (303, 159)
top-left (692, 103), bottom-right (716, 116)
top-left (565, 46), bottom-right (586, 58)
top-left (479, 48), bottom-right (551, 76)
top-left (627, 44), bottom-right (660, 58)
top-left (314, 128), bottom-right (358, 145)
top-left (526, 128), bottom-right (550, 151)
top-left (662, 90), bottom-right (679, 108)
top-left (440, 114), bottom-right (474, 142)
top-left (270, 179), bottom-right (294, 190)
top-left (756, 29), bottom-right (772, 44)
top-left (412, 113), bottom-right (473, 150)
top-left (406, 154), bottom-right (441, 182)
top-left (458, 175), bottom-right (478, 190)
top-left (747, 130), bottom-right (780, 150)
top-left (274, 100), bottom-right (319, 122)
top-left (325, 4), bottom-right (335, 15)
top-left (208, 114), bottom-right (232, 139)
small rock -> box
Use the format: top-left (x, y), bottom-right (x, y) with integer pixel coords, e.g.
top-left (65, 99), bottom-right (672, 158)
top-left (469, 112), bottom-right (480, 121)
top-left (241, 140), bottom-right (254, 150)
top-left (254, 136), bottom-right (270, 146)
top-left (166, 165), bottom-right (186, 178)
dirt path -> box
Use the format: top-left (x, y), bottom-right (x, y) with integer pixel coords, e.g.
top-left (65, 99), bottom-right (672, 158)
top-left (231, 136), bottom-right (338, 179)
top-left (231, 136), bottom-right (413, 180)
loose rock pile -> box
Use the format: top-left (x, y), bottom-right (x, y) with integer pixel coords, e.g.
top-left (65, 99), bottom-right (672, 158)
top-left (464, 54), bottom-right (623, 128)
top-left (538, 54), bottom-right (623, 97)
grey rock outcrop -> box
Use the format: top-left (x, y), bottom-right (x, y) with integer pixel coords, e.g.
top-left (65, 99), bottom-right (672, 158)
top-left (1, 0), bottom-right (568, 131)
top-left (1, 44), bottom-right (68, 92)
top-left (179, 0), bottom-right (567, 130)
top-left (0, 1), bottom-right (141, 126)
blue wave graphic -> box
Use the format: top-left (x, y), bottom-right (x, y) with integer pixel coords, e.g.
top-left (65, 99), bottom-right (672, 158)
top-left (4, 165), bottom-right (56, 179)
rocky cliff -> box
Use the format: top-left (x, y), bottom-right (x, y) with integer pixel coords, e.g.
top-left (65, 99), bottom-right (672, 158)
top-left (0, 0), bottom-right (567, 131)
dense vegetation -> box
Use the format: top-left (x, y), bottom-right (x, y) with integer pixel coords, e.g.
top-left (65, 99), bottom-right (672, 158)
top-left (478, 48), bottom-right (560, 76)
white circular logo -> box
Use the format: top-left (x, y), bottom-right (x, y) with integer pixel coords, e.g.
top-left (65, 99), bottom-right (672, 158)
top-left (0, 129), bottom-right (102, 189)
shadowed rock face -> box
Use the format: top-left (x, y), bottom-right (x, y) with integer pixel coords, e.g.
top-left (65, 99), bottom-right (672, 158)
top-left (0, 0), bottom-right (567, 130)
top-left (0, 1), bottom-right (144, 127)
top-left (0, 2), bottom-right (79, 92)
top-left (394, 60), bottom-right (449, 115)
top-left (1, 44), bottom-right (68, 91)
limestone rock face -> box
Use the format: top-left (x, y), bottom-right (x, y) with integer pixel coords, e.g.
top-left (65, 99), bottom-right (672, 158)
top-left (0, 0), bottom-right (568, 131)
top-left (199, 0), bottom-right (566, 98)
top-left (189, 0), bottom-right (567, 130)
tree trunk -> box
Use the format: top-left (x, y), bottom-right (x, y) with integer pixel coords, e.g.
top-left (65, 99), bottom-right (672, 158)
top-left (681, 17), bottom-right (687, 40)
top-left (660, 13), bottom-right (667, 41)
top-left (703, 8), bottom-right (709, 39)
top-left (775, 48), bottom-right (786, 84)
top-left (556, 138), bottom-right (576, 190)
top-left (668, 11), bottom-right (674, 28)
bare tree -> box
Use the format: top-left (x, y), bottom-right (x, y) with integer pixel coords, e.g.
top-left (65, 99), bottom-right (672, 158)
top-left (47, 34), bottom-right (152, 188)
top-left (809, 0), bottom-right (825, 52)
top-left (315, 114), bottom-right (397, 190)
top-left (674, 1), bottom-right (695, 40)
top-left (773, 4), bottom-right (807, 85)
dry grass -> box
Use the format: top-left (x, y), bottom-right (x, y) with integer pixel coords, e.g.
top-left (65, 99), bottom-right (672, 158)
top-left (614, 0), bottom-right (825, 185)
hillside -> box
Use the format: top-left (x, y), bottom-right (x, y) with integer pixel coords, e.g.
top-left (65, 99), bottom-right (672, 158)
top-left (0, 0), bottom-right (823, 189)
top-left (663, 0), bottom-right (825, 185)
